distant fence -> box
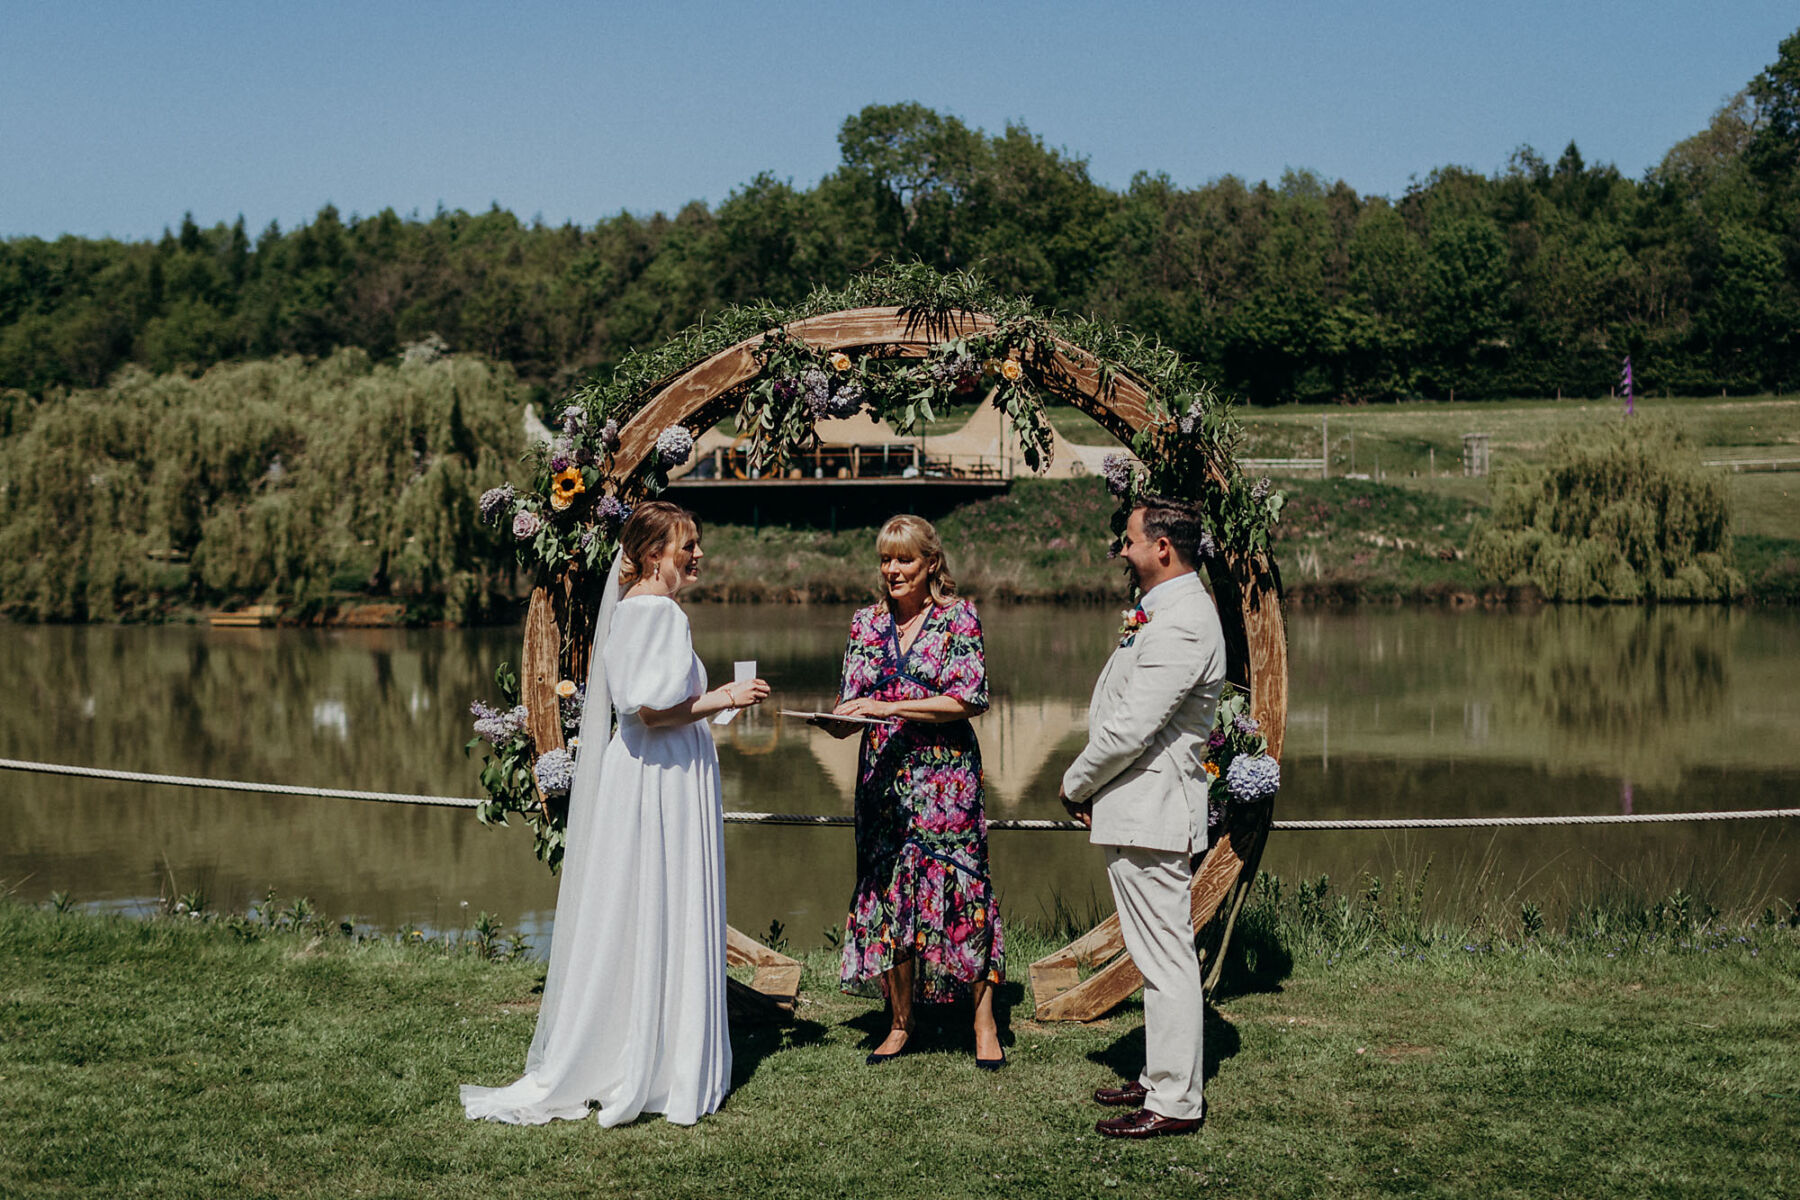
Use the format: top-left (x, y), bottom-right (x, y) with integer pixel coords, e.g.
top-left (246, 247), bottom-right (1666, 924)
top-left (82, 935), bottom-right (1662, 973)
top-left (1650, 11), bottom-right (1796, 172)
top-left (1703, 456), bottom-right (1800, 473)
top-left (1240, 457), bottom-right (1327, 479)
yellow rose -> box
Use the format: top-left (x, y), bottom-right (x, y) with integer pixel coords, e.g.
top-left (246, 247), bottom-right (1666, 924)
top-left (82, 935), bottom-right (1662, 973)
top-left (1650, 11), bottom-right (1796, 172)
top-left (1000, 359), bottom-right (1023, 382)
top-left (555, 679), bottom-right (577, 699)
top-left (829, 351), bottom-right (851, 372)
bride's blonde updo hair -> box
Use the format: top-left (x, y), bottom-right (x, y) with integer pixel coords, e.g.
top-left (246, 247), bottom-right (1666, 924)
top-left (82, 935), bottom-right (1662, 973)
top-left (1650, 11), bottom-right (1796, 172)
top-left (875, 514), bottom-right (956, 606)
top-left (616, 500), bottom-right (700, 588)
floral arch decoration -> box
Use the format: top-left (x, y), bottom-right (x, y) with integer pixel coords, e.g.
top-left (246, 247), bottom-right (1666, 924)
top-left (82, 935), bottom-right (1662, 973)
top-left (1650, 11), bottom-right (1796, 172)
top-left (468, 266), bottom-right (1288, 1016)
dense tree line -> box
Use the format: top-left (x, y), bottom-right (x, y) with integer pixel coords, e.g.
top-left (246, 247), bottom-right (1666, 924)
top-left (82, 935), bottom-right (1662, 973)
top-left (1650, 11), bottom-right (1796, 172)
top-left (4, 31), bottom-right (1799, 407)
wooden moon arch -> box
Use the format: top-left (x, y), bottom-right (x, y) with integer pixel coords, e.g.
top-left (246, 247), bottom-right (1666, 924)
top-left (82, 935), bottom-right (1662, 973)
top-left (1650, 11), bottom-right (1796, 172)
top-left (520, 305), bottom-right (1288, 1023)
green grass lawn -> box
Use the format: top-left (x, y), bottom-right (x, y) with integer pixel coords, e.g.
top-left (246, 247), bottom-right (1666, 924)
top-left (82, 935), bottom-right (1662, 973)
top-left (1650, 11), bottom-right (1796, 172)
top-left (5, 894), bottom-right (1796, 1199)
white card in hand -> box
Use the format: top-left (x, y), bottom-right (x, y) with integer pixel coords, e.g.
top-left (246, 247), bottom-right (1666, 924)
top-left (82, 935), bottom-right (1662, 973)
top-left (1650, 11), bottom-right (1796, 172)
top-left (713, 659), bottom-right (756, 725)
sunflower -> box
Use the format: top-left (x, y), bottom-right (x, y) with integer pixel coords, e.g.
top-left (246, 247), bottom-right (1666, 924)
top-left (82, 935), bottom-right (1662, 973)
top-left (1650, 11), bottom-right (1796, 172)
top-left (550, 467), bottom-right (586, 511)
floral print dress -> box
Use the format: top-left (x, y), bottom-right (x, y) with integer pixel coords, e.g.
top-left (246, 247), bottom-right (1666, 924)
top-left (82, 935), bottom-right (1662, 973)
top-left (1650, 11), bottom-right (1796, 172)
top-left (838, 597), bottom-right (1005, 1002)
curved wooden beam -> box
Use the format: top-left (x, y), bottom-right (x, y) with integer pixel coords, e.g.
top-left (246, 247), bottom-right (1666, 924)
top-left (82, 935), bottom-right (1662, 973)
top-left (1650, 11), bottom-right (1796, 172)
top-left (523, 305), bottom-right (1288, 1024)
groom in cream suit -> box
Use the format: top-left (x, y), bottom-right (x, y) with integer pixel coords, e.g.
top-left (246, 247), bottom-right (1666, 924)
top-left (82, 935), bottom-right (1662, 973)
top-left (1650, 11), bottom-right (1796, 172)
top-left (1061, 497), bottom-right (1226, 1139)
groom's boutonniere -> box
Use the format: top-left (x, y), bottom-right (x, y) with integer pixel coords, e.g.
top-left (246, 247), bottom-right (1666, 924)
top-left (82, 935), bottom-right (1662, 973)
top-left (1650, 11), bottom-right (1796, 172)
top-left (1117, 606), bottom-right (1151, 648)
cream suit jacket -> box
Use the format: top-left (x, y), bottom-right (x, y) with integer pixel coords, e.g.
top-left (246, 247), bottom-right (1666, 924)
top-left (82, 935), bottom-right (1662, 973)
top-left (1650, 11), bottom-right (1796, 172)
top-left (1061, 571), bottom-right (1227, 854)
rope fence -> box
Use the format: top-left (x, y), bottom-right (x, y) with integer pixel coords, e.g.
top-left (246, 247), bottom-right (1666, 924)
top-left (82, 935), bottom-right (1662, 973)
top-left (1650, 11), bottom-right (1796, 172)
top-left (4, 757), bottom-right (1796, 832)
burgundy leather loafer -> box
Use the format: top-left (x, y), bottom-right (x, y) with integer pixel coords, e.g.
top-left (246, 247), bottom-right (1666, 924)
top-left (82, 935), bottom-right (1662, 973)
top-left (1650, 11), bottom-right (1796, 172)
top-left (1092, 1081), bottom-right (1148, 1107)
top-left (1095, 1107), bottom-right (1204, 1139)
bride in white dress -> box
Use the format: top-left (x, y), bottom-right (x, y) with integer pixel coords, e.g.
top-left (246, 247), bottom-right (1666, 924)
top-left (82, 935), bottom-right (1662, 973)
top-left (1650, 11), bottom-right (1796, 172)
top-left (463, 500), bottom-right (769, 1127)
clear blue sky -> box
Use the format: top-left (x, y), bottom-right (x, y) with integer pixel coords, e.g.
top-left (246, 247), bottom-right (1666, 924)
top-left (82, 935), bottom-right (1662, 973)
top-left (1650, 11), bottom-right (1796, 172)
top-left (4, 1), bottom-right (1795, 241)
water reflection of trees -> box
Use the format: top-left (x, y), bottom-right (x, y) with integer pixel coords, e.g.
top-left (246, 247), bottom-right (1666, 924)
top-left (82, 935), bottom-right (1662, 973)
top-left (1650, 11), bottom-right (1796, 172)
top-left (1495, 607), bottom-right (1732, 777)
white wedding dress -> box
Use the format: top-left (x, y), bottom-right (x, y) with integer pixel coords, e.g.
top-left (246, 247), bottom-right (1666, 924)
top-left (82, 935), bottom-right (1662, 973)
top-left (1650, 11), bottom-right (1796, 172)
top-left (462, 592), bottom-right (731, 1127)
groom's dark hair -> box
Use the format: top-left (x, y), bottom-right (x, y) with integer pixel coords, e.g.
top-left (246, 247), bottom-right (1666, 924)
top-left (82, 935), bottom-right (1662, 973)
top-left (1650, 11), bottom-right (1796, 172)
top-left (1135, 495), bottom-right (1205, 567)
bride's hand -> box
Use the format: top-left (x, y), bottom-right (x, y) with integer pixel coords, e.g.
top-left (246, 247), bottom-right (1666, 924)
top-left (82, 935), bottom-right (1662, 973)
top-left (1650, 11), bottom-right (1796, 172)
top-left (725, 678), bottom-right (771, 708)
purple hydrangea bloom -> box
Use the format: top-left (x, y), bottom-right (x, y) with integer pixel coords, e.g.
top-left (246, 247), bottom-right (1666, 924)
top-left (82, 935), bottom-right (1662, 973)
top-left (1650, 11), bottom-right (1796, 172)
top-left (1101, 453), bottom-right (1135, 498)
top-left (477, 484), bottom-right (515, 527)
top-left (655, 425), bottom-right (694, 466)
top-left (599, 419), bottom-right (621, 451)
top-left (1233, 712), bottom-right (1260, 736)
top-left (772, 377), bottom-right (800, 404)
top-left (595, 495), bottom-right (630, 530)
top-left (533, 747), bottom-right (576, 796)
top-left (1225, 753), bottom-right (1281, 803)
top-left (512, 510), bottom-right (544, 540)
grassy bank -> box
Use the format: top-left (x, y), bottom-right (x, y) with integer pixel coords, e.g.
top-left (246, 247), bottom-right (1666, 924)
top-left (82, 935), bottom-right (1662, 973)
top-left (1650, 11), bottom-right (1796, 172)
top-left (5, 884), bottom-right (1796, 1199)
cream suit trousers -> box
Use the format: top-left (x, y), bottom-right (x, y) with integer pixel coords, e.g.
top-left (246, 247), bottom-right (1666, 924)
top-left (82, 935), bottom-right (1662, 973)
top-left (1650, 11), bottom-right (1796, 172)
top-left (1106, 844), bottom-right (1205, 1120)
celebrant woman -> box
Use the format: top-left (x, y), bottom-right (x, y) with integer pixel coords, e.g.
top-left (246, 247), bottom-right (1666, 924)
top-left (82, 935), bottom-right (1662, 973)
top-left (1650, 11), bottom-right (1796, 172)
top-left (463, 500), bottom-right (769, 1127)
top-left (818, 514), bottom-right (1006, 1069)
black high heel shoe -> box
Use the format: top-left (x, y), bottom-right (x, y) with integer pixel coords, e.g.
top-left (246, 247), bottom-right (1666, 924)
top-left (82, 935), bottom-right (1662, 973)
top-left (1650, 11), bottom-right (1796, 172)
top-left (974, 1048), bottom-right (1007, 1071)
top-left (866, 1031), bottom-right (912, 1065)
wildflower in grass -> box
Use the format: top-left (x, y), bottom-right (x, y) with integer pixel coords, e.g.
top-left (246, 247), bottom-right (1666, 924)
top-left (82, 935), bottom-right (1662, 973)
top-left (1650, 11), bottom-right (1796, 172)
top-left (655, 425), bottom-right (694, 466)
top-left (1225, 753), bottom-right (1281, 802)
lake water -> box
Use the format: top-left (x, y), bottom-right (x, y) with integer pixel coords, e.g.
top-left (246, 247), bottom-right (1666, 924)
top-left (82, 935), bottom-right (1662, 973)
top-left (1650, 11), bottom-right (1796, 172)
top-left (2, 605), bottom-right (1795, 951)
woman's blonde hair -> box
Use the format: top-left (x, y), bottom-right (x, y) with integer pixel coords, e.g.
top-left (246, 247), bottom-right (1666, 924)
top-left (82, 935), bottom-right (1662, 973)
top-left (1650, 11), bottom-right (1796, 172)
top-left (875, 514), bottom-right (956, 606)
top-left (617, 500), bottom-right (699, 588)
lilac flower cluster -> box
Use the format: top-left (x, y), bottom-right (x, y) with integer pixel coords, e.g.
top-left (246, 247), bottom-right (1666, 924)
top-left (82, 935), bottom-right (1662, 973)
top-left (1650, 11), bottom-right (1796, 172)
top-left (549, 439), bottom-right (574, 473)
top-left (1232, 712), bottom-right (1260, 736)
top-left (772, 377), bottom-right (800, 405)
top-left (1178, 396), bottom-right (1205, 436)
top-left (1101, 453), bottom-right (1136, 498)
top-left (599, 419), bottom-right (621, 451)
top-left (560, 405), bottom-right (587, 436)
top-left (470, 700), bottom-right (530, 744)
top-left (477, 484), bottom-right (516, 527)
top-left (929, 352), bottom-right (981, 392)
top-left (1197, 528), bottom-right (1217, 559)
top-left (1251, 476), bottom-right (1272, 502)
top-left (798, 367), bottom-right (861, 419)
top-left (800, 368), bottom-right (833, 418)
top-left (595, 494), bottom-right (631, 530)
top-left (558, 687), bottom-right (584, 731)
top-left (1225, 753), bottom-right (1281, 803)
top-left (533, 748), bottom-right (576, 796)
top-left (655, 425), bottom-right (694, 466)
top-left (512, 510), bottom-right (543, 541)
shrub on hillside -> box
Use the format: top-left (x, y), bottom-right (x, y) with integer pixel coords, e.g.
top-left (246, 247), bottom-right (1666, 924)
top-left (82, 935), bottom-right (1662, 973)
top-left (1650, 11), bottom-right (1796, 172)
top-left (1470, 418), bottom-right (1743, 602)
